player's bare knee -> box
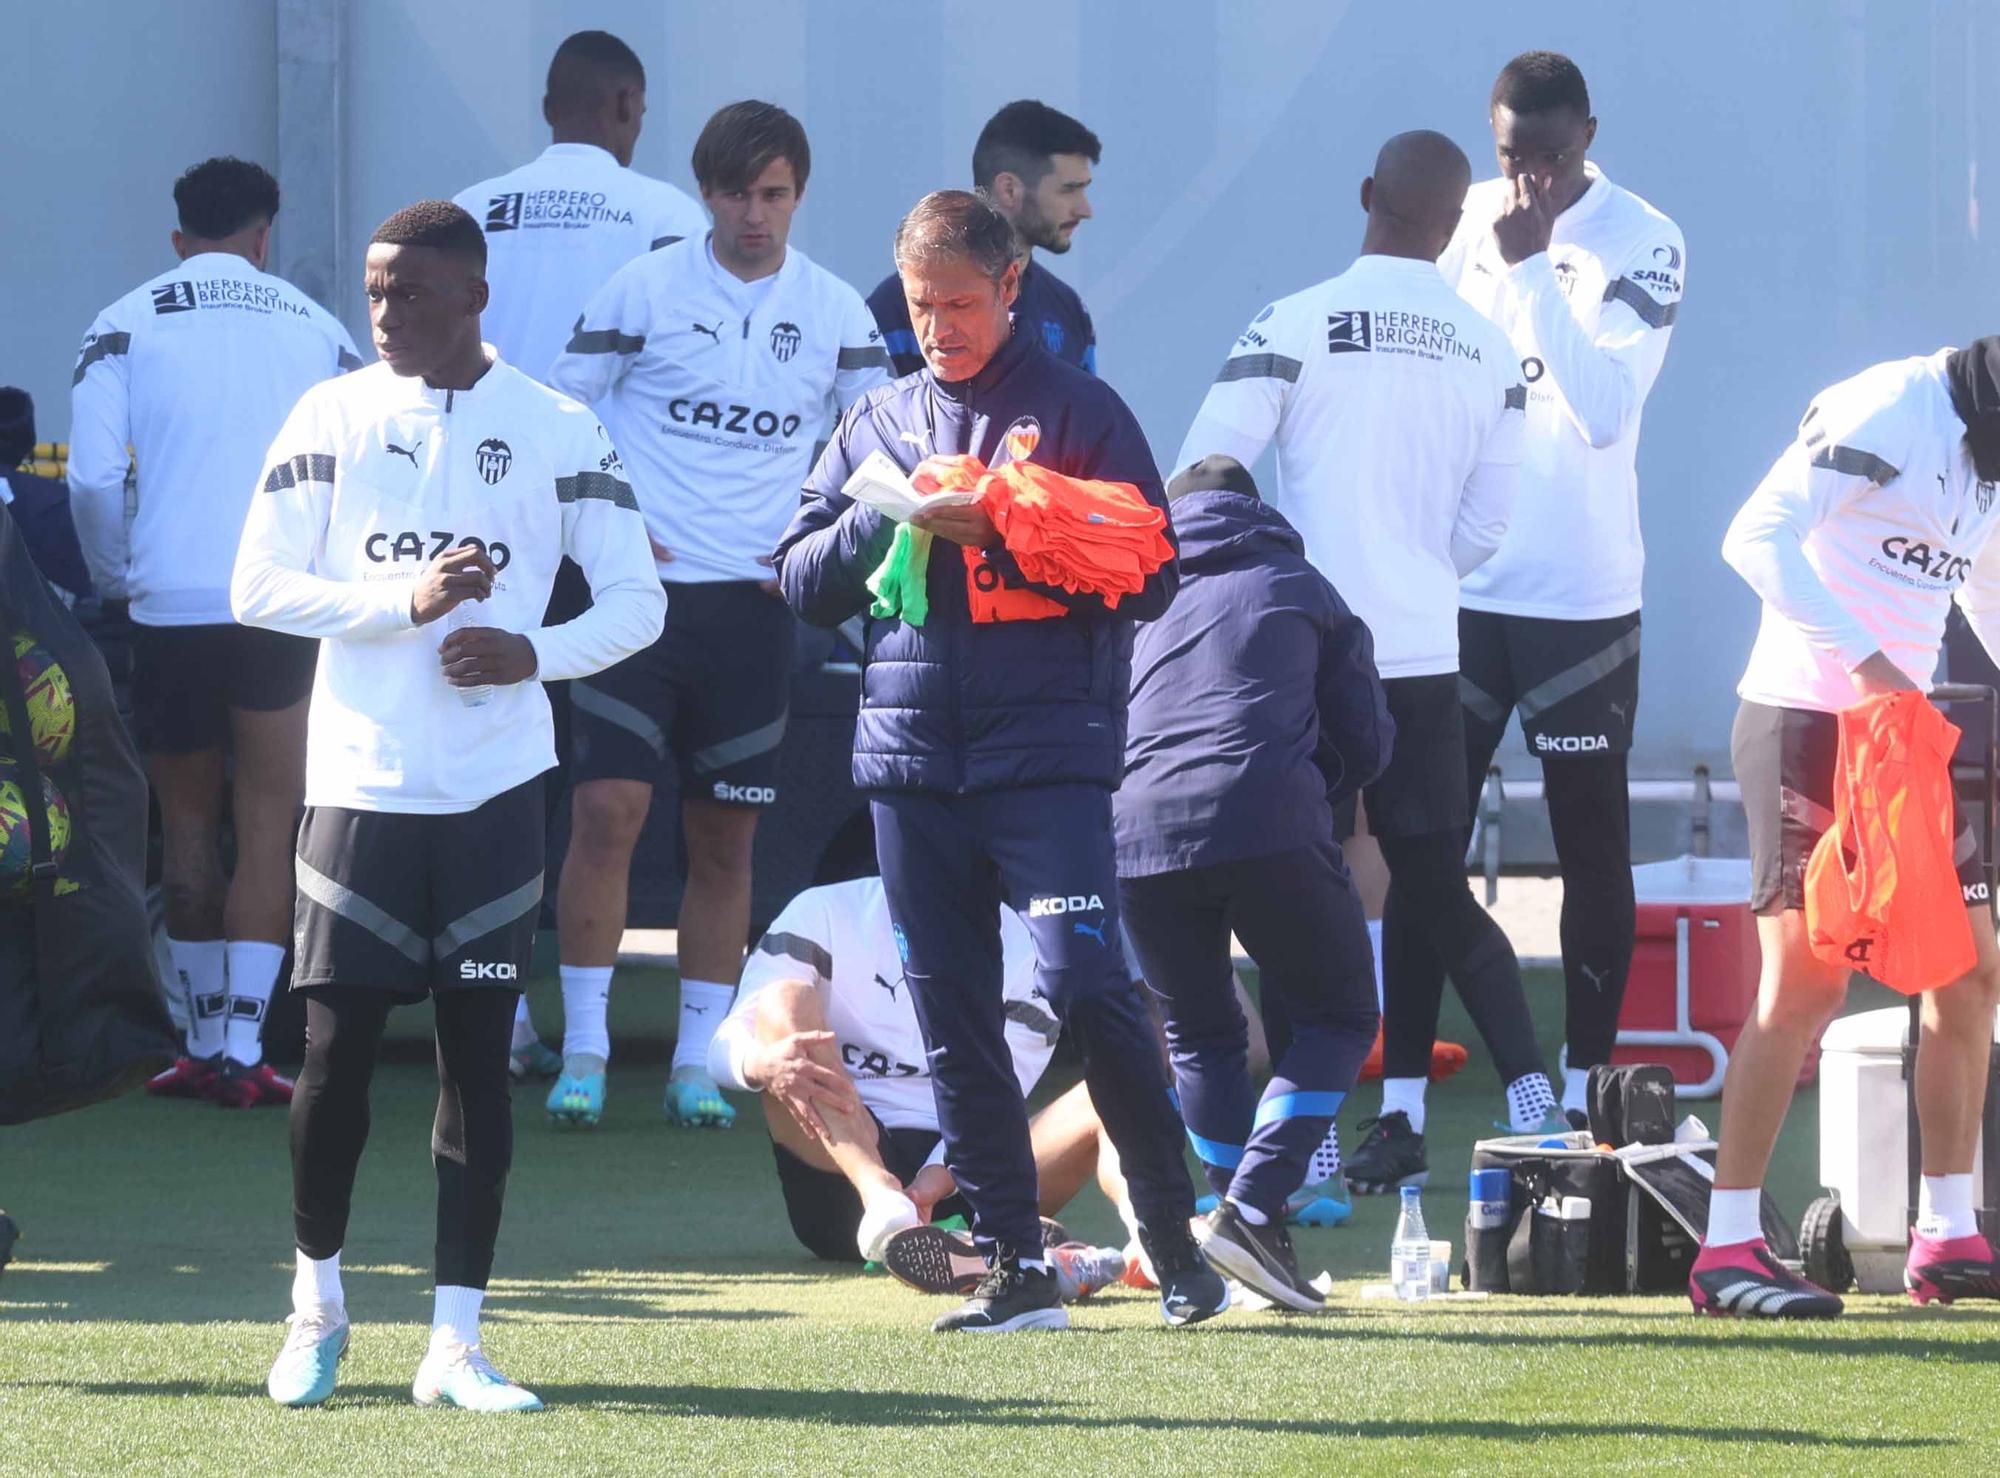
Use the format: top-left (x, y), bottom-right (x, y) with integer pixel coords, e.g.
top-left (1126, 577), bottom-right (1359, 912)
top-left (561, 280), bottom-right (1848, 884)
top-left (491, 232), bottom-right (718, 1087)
top-left (569, 781), bottom-right (651, 855)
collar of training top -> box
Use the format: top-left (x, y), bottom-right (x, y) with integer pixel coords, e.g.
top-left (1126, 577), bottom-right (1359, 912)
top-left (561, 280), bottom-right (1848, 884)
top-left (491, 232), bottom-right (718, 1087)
top-left (408, 346), bottom-right (501, 408)
top-left (929, 322), bottom-right (1034, 402)
top-left (1947, 336), bottom-right (2000, 482)
top-left (540, 141), bottom-right (619, 167)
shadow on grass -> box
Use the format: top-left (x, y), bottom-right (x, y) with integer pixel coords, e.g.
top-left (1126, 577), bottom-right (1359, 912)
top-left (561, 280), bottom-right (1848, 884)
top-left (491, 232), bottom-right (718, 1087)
top-left (1213, 1321), bottom-right (2000, 1363)
top-left (2, 1378), bottom-right (1954, 1449)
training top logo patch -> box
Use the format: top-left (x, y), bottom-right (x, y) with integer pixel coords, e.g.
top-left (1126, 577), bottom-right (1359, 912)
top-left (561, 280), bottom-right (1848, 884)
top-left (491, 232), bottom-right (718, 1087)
top-left (770, 321), bottom-right (802, 361)
top-left (475, 437), bottom-right (512, 485)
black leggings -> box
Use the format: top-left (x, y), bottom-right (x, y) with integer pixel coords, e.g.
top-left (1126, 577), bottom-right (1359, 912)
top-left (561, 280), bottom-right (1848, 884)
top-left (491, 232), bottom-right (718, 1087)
top-left (1461, 722), bottom-right (1636, 1071)
top-left (290, 986), bottom-right (518, 1289)
top-left (1379, 828), bottom-right (1546, 1085)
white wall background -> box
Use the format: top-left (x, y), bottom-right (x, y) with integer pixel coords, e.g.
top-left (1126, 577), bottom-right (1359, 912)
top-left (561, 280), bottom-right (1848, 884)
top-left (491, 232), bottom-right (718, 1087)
top-left (6, 0), bottom-right (1998, 782)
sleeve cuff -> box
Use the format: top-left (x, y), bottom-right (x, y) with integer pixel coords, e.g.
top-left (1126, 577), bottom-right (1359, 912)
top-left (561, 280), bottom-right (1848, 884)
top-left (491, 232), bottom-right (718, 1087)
top-left (922, 1138), bottom-right (948, 1170)
top-left (1504, 251), bottom-right (1559, 290)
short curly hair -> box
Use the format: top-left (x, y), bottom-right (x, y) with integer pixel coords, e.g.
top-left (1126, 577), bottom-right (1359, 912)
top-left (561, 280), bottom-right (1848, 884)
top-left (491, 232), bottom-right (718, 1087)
top-left (369, 200), bottom-right (486, 267)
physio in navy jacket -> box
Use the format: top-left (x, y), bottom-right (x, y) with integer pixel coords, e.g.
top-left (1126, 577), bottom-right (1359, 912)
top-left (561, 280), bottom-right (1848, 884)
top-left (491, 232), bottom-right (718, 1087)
top-left (775, 191), bottom-right (1213, 1333)
top-left (1115, 456), bottom-right (1390, 1308)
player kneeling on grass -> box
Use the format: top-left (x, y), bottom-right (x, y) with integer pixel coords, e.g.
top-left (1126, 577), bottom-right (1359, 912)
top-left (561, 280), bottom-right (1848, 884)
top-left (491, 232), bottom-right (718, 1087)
top-left (709, 867), bottom-right (1133, 1303)
top-left (232, 201), bottom-right (665, 1408)
top-left (1117, 458), bottom-right (1389, 1312)
top-left (1699, 337), bottom-right (2000, 1318)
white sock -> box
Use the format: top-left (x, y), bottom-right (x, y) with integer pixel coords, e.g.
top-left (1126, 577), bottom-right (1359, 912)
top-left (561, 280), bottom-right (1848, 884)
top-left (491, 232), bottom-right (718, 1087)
top-left (672, 979), bottom-right (736, 1074)
top-left (1380, 1077), bottom-right (1427, 1135)
top-left (1307, 1124), bottom-right (1341, 1185)
top-left (224, 940), bottom-right (285, 1067)
top-left (1918, 1173), bottom-right (1979, 1240)
top-left (559, 965), bottom-right (614, 1062)
top-left (431, 1284), bottom-right (484, 1350)
top-left (292, 1248), bottom-right (344, 1317)
top-left (1365, 918), bottom-right (1385, 1012)
top-left (1561, 1063), bottom-right (1591, 1118)
top-left (1705, 1186), bottom-right (1765, 1247)
top-left (1506, 1072), bottom-right (1558, 1131)
top-left (510, 994), bottom-right (539, 1052)
top-left (1227, 1195), bottom-right (1271, 1227)
top-left (169, 937), bottom-right (228, 1060)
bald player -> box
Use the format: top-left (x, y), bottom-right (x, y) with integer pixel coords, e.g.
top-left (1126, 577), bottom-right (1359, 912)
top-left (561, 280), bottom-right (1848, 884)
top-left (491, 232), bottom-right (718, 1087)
top-left (1177, 133), bottom-right (1561, 1194)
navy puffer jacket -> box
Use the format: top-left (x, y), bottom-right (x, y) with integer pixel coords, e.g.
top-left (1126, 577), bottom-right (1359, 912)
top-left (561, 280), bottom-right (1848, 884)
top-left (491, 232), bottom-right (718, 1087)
top-left (775, 330), bottom-right (1176, 794)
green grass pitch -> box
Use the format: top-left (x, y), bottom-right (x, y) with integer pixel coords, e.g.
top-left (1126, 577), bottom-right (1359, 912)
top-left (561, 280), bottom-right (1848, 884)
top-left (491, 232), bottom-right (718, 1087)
top-left (3, 966), bottom-right (1996, 1475)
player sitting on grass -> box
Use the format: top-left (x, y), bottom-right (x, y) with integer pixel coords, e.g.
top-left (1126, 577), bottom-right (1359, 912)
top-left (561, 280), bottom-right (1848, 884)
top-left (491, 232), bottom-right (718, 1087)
top-left (708, 859), bottom-right (1136, 1303)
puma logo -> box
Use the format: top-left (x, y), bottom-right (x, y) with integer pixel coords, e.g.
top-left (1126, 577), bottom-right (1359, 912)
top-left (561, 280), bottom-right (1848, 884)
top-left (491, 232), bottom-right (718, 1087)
top-left (685, 1004), bottom-right (709, 1016)
top-left (1606, 700), bottom-right (1630, 724)
top-left (1072, 920), bottom-right (1108, 948)
top-left (874, 972), bottom-right (900, 1001)
top-left (691, 320), bottom-right (723, 343)
top-left (1580, 963), bottom-right (1610, 993)
top-left (386, 440), bottom-right (421, 468)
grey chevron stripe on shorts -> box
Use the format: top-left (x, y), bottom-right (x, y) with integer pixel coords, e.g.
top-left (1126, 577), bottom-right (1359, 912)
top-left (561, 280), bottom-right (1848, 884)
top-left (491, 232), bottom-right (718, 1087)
top-left (433, 874), bottom-right (544, 958)
top-left (691, 713), bottom-right (788, 775)
top-left (571, 678), bottom-right (666, 760)
top-left (295, 855), bottom-right (429, 964)
top-left (1516, 627), bottom-right (1644, 721)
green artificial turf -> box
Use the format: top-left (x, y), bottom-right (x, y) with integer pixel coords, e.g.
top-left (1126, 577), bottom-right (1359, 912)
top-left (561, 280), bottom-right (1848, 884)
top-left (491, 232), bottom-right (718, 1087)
top-left (2, 965), bottom-right (1994, 1476)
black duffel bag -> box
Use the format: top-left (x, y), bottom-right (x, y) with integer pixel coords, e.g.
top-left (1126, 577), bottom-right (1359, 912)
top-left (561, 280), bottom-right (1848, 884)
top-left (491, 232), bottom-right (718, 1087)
top-left (0, 502), bottom-right (175, 1122)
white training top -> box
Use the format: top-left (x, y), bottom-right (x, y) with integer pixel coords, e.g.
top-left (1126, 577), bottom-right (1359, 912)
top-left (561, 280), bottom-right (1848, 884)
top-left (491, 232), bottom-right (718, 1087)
top-left (1439, 163), bottom-right (1685, 620)
top-left (68, 252), bottom-right (361, 623)
top-left (710, 877), bottom-right (1058, 1134)
top-left (1174, 253), bottom-right (1525, 678)
top-left (550, 237), bottom-right (892, 583)
top-left (231, 353), bottom-right (666, 814)
top-left (453, 143), bottom-right (707, 385)
top-left (1725, 350), bottom-right (2000, 714)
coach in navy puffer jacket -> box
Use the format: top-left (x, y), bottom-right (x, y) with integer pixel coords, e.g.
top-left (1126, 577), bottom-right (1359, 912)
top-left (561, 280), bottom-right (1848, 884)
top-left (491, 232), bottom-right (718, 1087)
top-left (774, 295), bottom-right (1173, 796)
top-left (773, 191), bottom-right (1209, 1330)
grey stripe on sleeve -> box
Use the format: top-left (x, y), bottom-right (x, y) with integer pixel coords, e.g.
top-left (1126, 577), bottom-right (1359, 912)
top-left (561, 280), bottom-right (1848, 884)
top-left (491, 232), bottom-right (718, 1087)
top-left (1504, 383), bottom-right (1527, 411)
top-left (336, 346), bottom-right (364, 372)
top-left (754, 930), bottom-right (833, 983)
top-left (1215, 353), bottom-right (1303, 385)
top-left (262, 453), bottom-right (337, 492)
top-left (1601, 277), bottom-right (1679, 329)
top-left (71, 331), bottom-right (131, 385)
top-left (837, 346), bottom-right (894, 372)
top-left (649, 234), bottom-right (685, 251)
top-left (1004, 998), bottom-right (1063, 1047)
top-left (1810, 444), bottom-right (1900, 486)
top-left (563, 315), bottom-right (646, 356)
top-left (554, 470), bottom-right (639, 510)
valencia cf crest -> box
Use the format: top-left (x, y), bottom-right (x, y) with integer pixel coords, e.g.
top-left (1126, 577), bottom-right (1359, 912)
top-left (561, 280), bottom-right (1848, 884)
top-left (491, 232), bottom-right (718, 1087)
top-left (476, 437), bottom-right (512, 485)
top-left (770, 321), bottom-right (802, 361)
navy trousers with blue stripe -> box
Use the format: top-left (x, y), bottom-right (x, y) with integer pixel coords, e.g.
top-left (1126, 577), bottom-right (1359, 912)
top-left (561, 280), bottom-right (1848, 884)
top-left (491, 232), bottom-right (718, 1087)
top-left (873, 785), bottom-right (1197, 1256)
top-left (1121, 838), bottom-right (1379, 1219)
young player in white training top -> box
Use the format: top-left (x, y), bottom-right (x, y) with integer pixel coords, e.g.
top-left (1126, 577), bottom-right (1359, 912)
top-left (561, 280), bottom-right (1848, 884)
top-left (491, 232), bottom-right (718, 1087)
top-left (69, 157), bottom-right (361, 1109)
top-left (1438, 52), bottom-right (1685, 1123)
top-left (1694, 340), bottom-right (2000, 1319)
top-left (239, 201), bottom-right (663, 1412)
top-left (547, 101), bottom-right (889, 1133)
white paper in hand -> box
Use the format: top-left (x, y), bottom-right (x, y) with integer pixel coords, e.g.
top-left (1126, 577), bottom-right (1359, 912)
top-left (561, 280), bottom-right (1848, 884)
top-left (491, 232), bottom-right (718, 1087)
top-left (842, 449), bottom-right (978, 522)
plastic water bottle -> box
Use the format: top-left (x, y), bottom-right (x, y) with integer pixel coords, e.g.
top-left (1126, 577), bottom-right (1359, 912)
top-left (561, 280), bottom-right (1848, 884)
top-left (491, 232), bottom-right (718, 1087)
top-left (1392, 1185), bottom-right (1432, 1302)
top-left (443, 602), bottom-right (492, 709)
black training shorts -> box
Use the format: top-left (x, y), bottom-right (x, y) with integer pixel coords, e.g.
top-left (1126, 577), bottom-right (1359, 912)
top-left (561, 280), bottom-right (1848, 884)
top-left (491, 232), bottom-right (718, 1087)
top-left (131, 621), bottom-right (316, 755)
top-left (569, 580), bottom-right (793, 805)
top-left (1458, 608), bottom-right (1641, 760)
top-left (771, 1118), bottom-right (969, 1262)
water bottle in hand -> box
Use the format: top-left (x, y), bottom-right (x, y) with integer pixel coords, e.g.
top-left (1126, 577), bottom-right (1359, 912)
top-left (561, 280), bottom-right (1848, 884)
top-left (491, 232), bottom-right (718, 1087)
top-left (1392, 1184), bottom-right (1432, 1302)
top-left (443, 601), bottom-right (493, 709)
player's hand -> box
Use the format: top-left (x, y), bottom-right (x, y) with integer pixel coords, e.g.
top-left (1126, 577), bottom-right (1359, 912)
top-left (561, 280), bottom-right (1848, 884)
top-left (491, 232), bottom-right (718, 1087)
top-left (409, 543), bottom-right (496, 625)
top-left (910, 501), bottom-right (1000, 549)
top-left (1493, 173), bottom-right (1557, 266)
top-left (1849, 651), bottom-right (1922, 698)
top-left (747, 1030), bottom-right (861, 1130)
top-left (439, 626), bottom-right (539, 686)
top-left (649, 536), bottom-right (677, 564)
top-left (755, 553), bottom-right (781, 598)
top-left (905, 1162), bottom-right (958, 1223)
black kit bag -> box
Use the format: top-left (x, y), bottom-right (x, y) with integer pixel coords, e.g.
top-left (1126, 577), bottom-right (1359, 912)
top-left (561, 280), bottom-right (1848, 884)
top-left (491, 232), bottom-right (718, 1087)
top-left (1466, 1137), bottom-right (1629, 1294)
top-left (0, 502), bottom-right (174, 1123)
